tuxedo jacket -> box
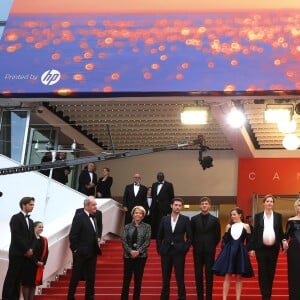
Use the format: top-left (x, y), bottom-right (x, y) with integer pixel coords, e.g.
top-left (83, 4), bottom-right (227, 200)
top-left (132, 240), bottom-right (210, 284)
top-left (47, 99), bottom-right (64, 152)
top-left (157, 214), bottom-right (192, 256)
top-left (78, 169), bottom-right (97, 196)
top-left (151, 181), bottom-right (174, 215)
top-left (250, 211), bottom-right (284, 251)
top-left (9, 212), bottom-right (34, 257)
top-left (75, 208), bottom-right (103, 239)
top-left (69, 211), bottom-right (102, 257)
top-left (191, 213), bottom-right (221, 253)
top-left (122, 183), bottom-right (148, 212)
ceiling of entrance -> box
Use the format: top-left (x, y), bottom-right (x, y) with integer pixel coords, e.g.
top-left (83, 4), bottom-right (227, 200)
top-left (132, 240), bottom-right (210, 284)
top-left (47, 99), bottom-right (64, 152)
top-left (22, 94), bottom-right (300, 158)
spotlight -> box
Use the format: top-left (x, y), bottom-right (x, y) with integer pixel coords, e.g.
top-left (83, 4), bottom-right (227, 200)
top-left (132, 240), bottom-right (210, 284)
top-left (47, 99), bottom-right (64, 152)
top-left (264, 104), bottom-right (293, 123)
top-left (181, 103), bottom-right (209, 125)
top-left (200, 156), bottom-right (214, 170)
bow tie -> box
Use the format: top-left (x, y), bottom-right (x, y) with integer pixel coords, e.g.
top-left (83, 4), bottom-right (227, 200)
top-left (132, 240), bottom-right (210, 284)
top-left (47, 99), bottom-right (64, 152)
top-left (158, 182), bottom-right (163, 184)
top-left (134, 183), bottom-right (140, 186)
top-left (25, 214), bottom-right (30, 218)
top-left (89, 214), bottom-right (95, 219)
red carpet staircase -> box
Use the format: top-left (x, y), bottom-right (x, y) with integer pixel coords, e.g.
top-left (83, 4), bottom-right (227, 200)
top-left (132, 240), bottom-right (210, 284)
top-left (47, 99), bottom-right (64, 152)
top-left (35, 240), bottom-right (288, 299)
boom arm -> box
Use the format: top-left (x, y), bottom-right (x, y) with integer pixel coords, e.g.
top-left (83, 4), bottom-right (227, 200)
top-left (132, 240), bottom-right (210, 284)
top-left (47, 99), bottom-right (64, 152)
top-left (0, 137), bottom-right (202, 176)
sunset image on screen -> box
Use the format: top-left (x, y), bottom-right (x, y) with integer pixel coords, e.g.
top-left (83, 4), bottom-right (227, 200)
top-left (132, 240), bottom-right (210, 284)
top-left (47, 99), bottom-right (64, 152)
top-left (1, 0), bottom-right (300, 95)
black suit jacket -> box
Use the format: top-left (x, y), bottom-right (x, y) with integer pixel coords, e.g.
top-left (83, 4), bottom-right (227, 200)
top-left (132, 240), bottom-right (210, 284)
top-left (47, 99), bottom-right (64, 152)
top-left (157, 214), bottom-right (192, 256)
top-left (9, 212), bottom-right (34, 257)
top-left (74, 208), bottom-right (103, 240)
top-left (78, 170), bottom-right (97, 196)
top-left (69, 210), bottom-right (102, 257)
top-left (250, 211), bottom-right (284, 251)
top-left (123, 183), bottom-right (148, 214)
top-left (191, 213), bottom-right (221, 253)
top-left (96, 176), bottom-right (113, 198)
top-left (152, 181), bottom-right (174, 215)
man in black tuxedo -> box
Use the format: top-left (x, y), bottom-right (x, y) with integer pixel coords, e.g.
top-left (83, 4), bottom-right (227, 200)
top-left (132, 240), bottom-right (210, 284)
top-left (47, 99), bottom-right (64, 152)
top-left (122, 173), bottom-right (148, 224)
top-left (157, 198), bottom-right (192, 300)
top-left (67, 196), bottom-right (102, 300)
top-left (191, 197), bottom-right (221, 300)
top-left (152, 172), bottom-right (174, 237)
top-left (250, 194), bottom-right (286, 300)
top-left (2, 197), bottom-right (35, 300)
top-left (78, 163), bottom-right (97, 196)
top-left (74, 207), bottom-right (103, 241)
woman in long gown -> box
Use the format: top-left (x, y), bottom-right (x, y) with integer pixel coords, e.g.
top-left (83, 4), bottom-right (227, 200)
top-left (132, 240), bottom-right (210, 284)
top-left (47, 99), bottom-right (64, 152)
top-left (212, 207), bottom-right (253, 300)
top-left (284, 199), bottom-right (300, 300)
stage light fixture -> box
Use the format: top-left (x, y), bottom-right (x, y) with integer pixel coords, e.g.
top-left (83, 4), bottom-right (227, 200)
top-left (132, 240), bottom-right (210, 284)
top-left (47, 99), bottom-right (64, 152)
top-left (227, 107), bottom-right (246, 128)
top-left (198, 134), bottom-right (213, 170)
top-left (200, 155), bottom-right (213, 170)
top-left (277, 119), bottom-right (296, 134)
top-left (181, 106), bottom-right (208, 125)
top-left (264, 104), bottom-right (293, 123)
top-left (282, 133), bottom-right (300, 150)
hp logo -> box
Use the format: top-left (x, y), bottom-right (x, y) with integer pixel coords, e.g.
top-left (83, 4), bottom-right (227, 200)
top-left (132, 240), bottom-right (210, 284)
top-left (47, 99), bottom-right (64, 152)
top-left (41, 69), bottom-right (61, 86)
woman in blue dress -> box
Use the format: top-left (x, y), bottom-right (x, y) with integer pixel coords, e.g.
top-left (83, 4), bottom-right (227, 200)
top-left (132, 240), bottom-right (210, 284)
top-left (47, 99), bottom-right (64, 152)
top-left (212, 207), bottom-right (254, 300)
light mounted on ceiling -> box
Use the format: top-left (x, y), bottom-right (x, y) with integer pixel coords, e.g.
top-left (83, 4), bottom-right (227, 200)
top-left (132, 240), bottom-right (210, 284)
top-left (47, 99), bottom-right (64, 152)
top-left (264, 104), bottom-right (294, 123)
top-left (282, 133), bottom-right (300, 150)
top-left (227, 109), bottom-right (246, 128)
top-left (181, 103), bottom-right (209, 125)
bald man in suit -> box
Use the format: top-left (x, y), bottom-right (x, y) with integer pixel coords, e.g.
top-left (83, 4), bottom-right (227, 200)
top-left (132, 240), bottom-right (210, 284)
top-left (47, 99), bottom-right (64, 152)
top-left (67, 196), bottom-right (102, 300)
top-left (122, 173), bottom-right (148, 224)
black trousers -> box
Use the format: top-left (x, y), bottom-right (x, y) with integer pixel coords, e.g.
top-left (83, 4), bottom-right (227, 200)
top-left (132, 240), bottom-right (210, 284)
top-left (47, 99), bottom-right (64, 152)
top-left (120, 257), bottom-right (147, 300)
top-left (67, 253), bottom-right (97, 300)
top-left (255, 245), bottom-right (279, 300)
top-left (193, 250), bottom-right (215, 300)
top-left (2, 256), bottom-right (26, 300)
top-left (160, 248), bottom-right (186, 300)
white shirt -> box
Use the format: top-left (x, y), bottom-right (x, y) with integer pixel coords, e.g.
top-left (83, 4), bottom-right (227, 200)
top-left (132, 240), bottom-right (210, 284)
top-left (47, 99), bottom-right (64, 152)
top-left (171, 214), bottom-right (179, 232)
top-left (85, 210), bottom-right (96, 231)
top-left (263, 211), bottom-right (275, 246)
top-left (89, 172), bottom-right (93, 183)
top-left (134, 184), bottom-right (139, 196)
top-left (157, 182), bottom-right (164, 195)
top-left (147, 197), bottom-right (152, 214)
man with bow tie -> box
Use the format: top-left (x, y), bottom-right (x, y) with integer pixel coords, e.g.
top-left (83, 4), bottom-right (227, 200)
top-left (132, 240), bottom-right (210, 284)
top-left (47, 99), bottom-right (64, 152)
top-left (2, 197), bottom-right (35, 300)
top-left (151, 172), bottom-right (174, 237)
top-left (122, 173), bottom-right (148, 224)
top-left (67, 196), bottom-right (102, 300)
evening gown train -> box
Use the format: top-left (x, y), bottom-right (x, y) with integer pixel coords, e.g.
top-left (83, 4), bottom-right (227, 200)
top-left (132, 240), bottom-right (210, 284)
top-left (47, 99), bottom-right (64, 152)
top-left (285, 220), bottom-right (300, 300)
top-left (212, 223), bottom-right (254, 278)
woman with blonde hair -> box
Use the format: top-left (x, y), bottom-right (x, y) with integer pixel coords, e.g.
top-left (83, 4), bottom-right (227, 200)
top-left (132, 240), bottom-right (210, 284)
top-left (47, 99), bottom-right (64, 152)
top-left (120, 206), bottom-right (151, 300)
top-left (21, 221), bottom-right (48, 300)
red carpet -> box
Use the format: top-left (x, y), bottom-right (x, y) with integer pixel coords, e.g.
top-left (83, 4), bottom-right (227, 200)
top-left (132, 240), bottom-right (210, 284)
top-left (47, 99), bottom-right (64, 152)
top-left (35, 240), bottom-right (288, 299)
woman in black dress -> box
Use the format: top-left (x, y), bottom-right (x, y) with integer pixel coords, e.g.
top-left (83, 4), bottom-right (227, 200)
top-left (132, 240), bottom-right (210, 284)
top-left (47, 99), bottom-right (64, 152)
top-left (212, 207), bottom-right (253, 300)
top-left (96, 167), bottom-right (113, 198)
top-left (21, 221), bottom-right (49, 300)
top-left (284, 199), bottom-right (300, 300)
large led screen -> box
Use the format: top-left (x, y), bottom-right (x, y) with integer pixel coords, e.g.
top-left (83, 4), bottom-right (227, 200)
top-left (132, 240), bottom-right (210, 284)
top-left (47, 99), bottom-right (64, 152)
top-left (0, 0), bottom-right (300, 96)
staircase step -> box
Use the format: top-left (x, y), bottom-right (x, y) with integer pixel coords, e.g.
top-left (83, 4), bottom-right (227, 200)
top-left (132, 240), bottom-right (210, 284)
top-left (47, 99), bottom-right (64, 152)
top-left (37, 240), bottom-right (289, 299)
